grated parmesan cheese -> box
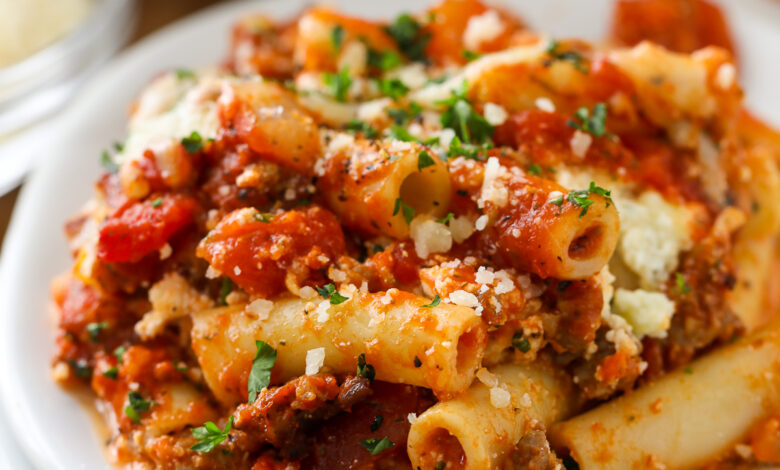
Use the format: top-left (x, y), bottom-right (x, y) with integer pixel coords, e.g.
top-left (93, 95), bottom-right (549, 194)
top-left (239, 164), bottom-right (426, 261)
top-left (489, 386), bottom-right (511, 408)
top-left (570, 130), bottom-right (593, 158)
top-left (478, 157), bottom-right (509, 209)
top-left (475, 215), bottom-right (489, 231)
top-left (315, 301), bottom-right (331, 323)
top-left (714, 63), bottom-right (736, 91)
top-left (449, 215), bottom-right (475, 243)
top-left (305, 347), bottom-right (326, 375)
top-left (483, 103), bottom-right (508, 126)
top-left (448, 290), bottom-right (480, 309)
top-left (535, 97), bottom-right (556, 112)
top-left (463, 10), bottom-right (505, 51)
top-left (407, 412), bottom-right (418, 424)
top-left (410, 215), bottom-right (453, 258)
top-left (246, 298), bottom-right (274, 320)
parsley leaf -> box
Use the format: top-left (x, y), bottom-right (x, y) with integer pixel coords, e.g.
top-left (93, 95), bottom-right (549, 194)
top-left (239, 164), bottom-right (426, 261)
top-left (392, 197), bottom-right (417, 224)
top-left (323, 67), bottom-right (353, 102)
top-left (675, 273), bottom-right (691, 295)
top-left (376, 77), bottom-right (409, 101)
top-left (175, 68), bottom-right (196, 80)
top-left (386, 102), bottom-right (422, 125)
top-left (316, 283), bottom-right (350, 305)
top-left (370, 415), bottom-right (384, 432)
top-left (247, 341), bottom-right (277, 403)
top-left (553, 182), bottom-right (614, 217)
top-left (384, 14), bottom-right (430, 62)
top-left (356, 353), bottom-right (376, 383)
top-left (527, 163), bottom-right (542, 176)
top-left (389, 124), bottom-right (418, 142)
top-left (191, 416), bottom-right (234, 453)
top-left (437, 82), bottom-right (493, 144)
top-left (436, 213), bottom-right (453, 224)
top-left (125, 391), bottom-right (153, 424)
top-left (417, 150), bottom-right (435, 171)
top-left (360, 436), bottom-right (395, 455)
top-left (462, 49), bottom-right (481, 62)
top-left (331, 25), bottom-right (345, 51)
top-left (100, 150), bottom-right (119, 173)
top-left (345, 119), bottom-right (379, 138)
top-left (150, 197), bottom-right (163, 208)
top-left (447, 136), bottom-right (491, 161)
top-left (421, 294), bottom-right (441, 308)
top-left (114, 346), bottom-right (127, 364)
top-left (86, 322), bottom-right (109, 343)
top-left (219, 277), bottom-right (232, 306)
top-left (181, 131), bottom-right (204, 153)
top-left (545, 40), bottom-right (588, 73)
top-left (512, 332), bottom-right (531, 353)
top-left (102, 366), bottom-right (119, 380)
top-left (367, 48), bottom-right (402, 71)
top-left (254, 213), bottom-right (274, 223)
top-left (568, 103), bottom-right (612, 138)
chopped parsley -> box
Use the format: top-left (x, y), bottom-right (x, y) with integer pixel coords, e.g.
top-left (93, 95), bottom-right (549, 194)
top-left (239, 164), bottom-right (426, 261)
top-left (219, 277), bottom-right (233, 306)
top-left (69, 359), bottom-right (92, 379)
top-left (367, 48), bottom-right (403, 71)
top-left (356, 353), bottom-right (376, 383)
top-left (675, 273), bottom-right (691, 295)
top-left (100, 150), bottom-right (119, 173)
top-left (181, 131), bottom-right (204, 153)
top-left (150, 197), bottom-right (163, 208)
top-left (545, 40), bottom-right (588, 73)
top-left (86, 322), bottom-right (109, 343)
top-left (421, 294), bottom-right (441, 308)
top-left (417, 150), bottom-right (435, 171)
top-left (175, 68), bottom-right (196, 80)
top-left (102, 366), bottom-right (119, 380)
top-left (389, 124), bottom-right (417, 142)
top-left (254, 213), bottom-right (274, 223)
top-left (462, 49), bottom-right (481, 62)
top-left (114, 346), bottom-right (127, 364)
top-left (360, 436), bottom-right (395, 455)
top-left (436, 213), bottom-right (453, 224)
top-left (376, 78), bottom-right (409, 101)
top-left (316, 283), bottom-right (350, 305)
top-left (683, 366), bottom-right (693, 375)
top-left (331, 25), bottom-right (345, 51)
top-left (370, 415), bottom-right (384, 432)
top-left (512, 332), bottom-right (531, 353)
top-left (437, 81), bottom-right (494, 144)
top-left (392, 197), bottom-right (417, 224)
top-left (568, 103), bottom-right (612, 138)
top-left (345, 119), bottom-right (379, 138)
top-left (386, 102), bottom-right (422, 125)
top-left (527, 163), bottom-right (542, 176)
top-left (447, 136), bottom-right (491, 161)
top-left (125, 391), bottom-right (153, 424)
top-left (191, 416), bottom-right (234, 453)
top-left (247, 341), bottom-right (277, 403)
top-left (323, 67), bottom-right (353, 102)
top-left (552, 182), bottom-right (614, 218)
top-left (384, 13), bottom-right (430, 62)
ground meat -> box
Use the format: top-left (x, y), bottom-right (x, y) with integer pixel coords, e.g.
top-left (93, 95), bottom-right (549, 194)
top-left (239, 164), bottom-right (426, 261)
top-left (506, 430), bottom-right (563, 470)
top-left (232, 374), bottom-right (372, 460)
top-left (541, 278), bottom-right (604, 354)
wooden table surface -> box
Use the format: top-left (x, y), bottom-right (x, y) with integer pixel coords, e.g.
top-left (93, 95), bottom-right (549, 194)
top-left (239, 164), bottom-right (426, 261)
top-left (0, 0), bottom-right (224, 252)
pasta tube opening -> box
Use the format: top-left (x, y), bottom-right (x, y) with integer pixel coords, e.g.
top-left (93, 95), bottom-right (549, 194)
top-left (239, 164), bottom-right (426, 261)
top-left (400, 170), bottom-right (447, 215)
top-left (568, 223), bottom-right (605, 261)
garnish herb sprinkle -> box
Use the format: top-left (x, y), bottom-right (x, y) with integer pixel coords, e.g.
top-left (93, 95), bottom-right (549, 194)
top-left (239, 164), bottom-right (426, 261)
top-left (367, 48), bottom-right (402, 71)
top-left (181, 131), bottom-right (204, 153)
top-left (417, 150), bottom-right (435, 171)
top-left (512, 332), bottom-right (531, 353)
top-left (386, 101), bottom-right (423, 125)
top-left (345, 119), bottom-right (379, 138)
top-left (370, 415), bottom-right (384, 432)
top-left (551, 182), bottom-right (614, 218)
top-left (462, 49), bottom-right (481, 62)
top-left (316, 283), bottom-right (350, 304)
top-left (191, 416), bottom-right (234, 453)
top-left (389, 124), bottom-right (418, 142)
top-left (330, 25), bottom-right (345, 51)
top-left (437, 81), bottom-right (494, 144)
top-left (100, 150), bottom-right (119, 173)
top-left (675, 273), bottom-right (691, 295)
top-left (447, 136), bottom-right (491, 161)
top-left (114, 346), bottom-right (127, 364)
top-left (527, 163), bottom-right (542, 176)
top-left (219, 277), bottom-right (233, 306)
top-left (545, 39), bottom-right (588, 73)
top-left (86, 321), bottom-right (109, 343)
top-left (102, 366), bottom-right (119, 380)
top-left (247, 341), bottom-right (277, 403)
top-left (421, 294), bottom-right (441, 308)
top-left (436, 213), bottom-right (453, 224)
top-left (392, 197), bottom-right (417, 224)
top-left (376, 78), bottom-right (409, 101)
top-left (360, 436), bottom-right (395, 455)
top-left (323, 67), bottom-right (352, 102)
top-left (356, 353), bottom-right (376, 383)
top-left (384, 13), bottom-right (430, 62)
top-left (568, 103), bottom-right (613, 138)
top-left (683, 367), bottom-right (693, 374)
top-left (254, 213), bottom-right (274, 223)
top-left (175, 68), bottom-right (196, 80)
top-left (549, 195), bottom-right (564, 206)
top-left (125, 391), bottom-right (153, 424)
top-left (150, 197), bottom-right (163, 208)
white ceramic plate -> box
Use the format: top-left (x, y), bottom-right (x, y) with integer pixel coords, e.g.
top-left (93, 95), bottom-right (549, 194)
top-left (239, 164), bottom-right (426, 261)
top-left (1, 1), bottom-right (778, 469)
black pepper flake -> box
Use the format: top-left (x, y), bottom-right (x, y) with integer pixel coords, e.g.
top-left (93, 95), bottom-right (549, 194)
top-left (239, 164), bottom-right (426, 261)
top-left (413, 356), bottom-right (422, 367)
top-left (557, 280), bottom-right (573, 292)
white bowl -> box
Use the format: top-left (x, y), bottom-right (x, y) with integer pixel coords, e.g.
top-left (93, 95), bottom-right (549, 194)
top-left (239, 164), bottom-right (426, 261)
top-left (0, 0), bottom-right (778, 469)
